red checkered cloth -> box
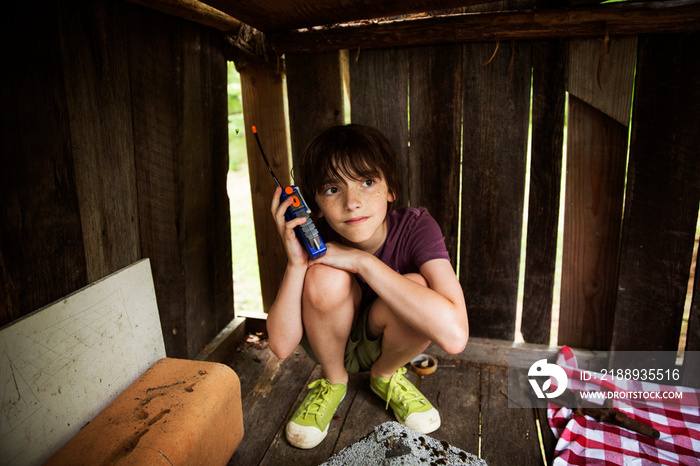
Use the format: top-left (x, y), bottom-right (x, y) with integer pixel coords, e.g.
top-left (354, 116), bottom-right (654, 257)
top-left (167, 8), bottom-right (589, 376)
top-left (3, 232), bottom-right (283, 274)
top-left (547, 346), bottom-right (700, 465)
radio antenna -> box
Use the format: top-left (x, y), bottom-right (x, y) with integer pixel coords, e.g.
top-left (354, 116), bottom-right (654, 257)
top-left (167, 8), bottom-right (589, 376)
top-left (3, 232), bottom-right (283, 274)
top-left (252, 126), bottom-right (282, 188)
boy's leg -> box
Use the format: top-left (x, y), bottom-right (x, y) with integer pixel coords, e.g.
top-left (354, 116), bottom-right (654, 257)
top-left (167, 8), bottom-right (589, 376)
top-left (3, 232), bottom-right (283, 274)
top-left (366, 273), bottom-right (441, 434)
top-left (285, 264), bottom-right (359, 450)
top-left (367, 273), bottom-right (431, 379)
top-left (302, 264), bottom-right (361, 384)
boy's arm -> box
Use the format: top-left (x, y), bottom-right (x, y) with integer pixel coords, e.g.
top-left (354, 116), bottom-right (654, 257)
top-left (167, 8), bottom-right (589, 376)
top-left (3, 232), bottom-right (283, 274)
top-left (266, 186), bottom-right (309, 359)
top-left (317, 244), bottom-right (469, 354)
top-left (416, 258), bottom-right (469, 353)
top-left (266, 263), bottom-right (307, 359)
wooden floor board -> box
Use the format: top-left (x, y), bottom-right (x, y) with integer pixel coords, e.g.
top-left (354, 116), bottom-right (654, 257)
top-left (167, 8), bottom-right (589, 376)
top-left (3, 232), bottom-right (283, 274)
top-left (225, 338), bottom-right (550, 465)
top-left (414, 360), bottom-right (482, 454)
top-left (480, 366), bottom-right (544, 465)
top-left (228, 345), bottom-right (317, 465)
top-left (332, 371), bottom-right (395, 455)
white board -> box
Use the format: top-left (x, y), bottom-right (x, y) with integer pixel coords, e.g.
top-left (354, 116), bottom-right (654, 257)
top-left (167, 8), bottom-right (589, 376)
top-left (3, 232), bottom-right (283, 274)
top-left (0, 258), bottom-right (166, 466)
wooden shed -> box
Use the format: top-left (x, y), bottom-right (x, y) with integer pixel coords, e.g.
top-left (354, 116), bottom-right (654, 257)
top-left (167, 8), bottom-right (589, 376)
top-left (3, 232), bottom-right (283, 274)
top-left (2, 0), bottom-right (700, 464)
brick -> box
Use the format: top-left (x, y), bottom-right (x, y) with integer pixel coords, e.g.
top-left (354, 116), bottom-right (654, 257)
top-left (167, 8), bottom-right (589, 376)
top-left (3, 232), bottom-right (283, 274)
top-left (46, 358), bottom-right (244, 465)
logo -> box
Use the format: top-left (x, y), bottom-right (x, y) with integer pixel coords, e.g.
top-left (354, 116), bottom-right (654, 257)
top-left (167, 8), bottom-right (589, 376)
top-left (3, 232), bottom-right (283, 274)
top-left (528, 359), bottom-right (567, 399)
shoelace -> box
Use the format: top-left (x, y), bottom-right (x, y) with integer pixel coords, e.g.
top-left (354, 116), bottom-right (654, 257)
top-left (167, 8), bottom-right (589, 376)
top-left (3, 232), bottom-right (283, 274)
top-left (299, 379), bottom-right (338, 420)
top-left (384, 367), bottom-right (425, 411)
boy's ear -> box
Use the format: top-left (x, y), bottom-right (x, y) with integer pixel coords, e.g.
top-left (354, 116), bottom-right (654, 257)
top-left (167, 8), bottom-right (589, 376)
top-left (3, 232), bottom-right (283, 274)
top-left (387, 189), bottom-right (396, 203)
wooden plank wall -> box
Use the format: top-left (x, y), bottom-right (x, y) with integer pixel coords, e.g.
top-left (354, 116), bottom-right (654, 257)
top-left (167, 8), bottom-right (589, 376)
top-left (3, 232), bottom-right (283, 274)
top-left (0, 0), bottom-right (233, 359)
top-left (1, 2), bottom-right (88, 325)
top-left (245, 27), bottom-right (700, 361)
top-left (558, 36), bottom-right (635, 350)
top-left (612, 33), bottom-right (700, 354)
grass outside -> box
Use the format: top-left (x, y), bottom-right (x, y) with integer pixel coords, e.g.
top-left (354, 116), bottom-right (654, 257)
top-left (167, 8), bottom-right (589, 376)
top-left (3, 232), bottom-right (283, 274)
top-left (228, 63), bottom-right (264, 316)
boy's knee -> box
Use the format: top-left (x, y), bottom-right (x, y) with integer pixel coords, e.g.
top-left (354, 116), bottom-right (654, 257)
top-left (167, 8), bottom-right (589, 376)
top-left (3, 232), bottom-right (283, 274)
top-left (303, 264), bottom-right (357, 311)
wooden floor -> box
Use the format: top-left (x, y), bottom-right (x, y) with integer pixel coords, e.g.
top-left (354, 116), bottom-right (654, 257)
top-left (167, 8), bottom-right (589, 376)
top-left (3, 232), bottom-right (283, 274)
top-left (220, 334), bottom-right (558, 466)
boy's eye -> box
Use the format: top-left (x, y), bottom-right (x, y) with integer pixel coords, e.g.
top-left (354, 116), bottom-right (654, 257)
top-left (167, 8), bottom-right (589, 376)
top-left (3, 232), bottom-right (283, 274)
top-left (362, 179), bottom-right (375, 187)
top-left (323, 186), bottom-right (339, 195)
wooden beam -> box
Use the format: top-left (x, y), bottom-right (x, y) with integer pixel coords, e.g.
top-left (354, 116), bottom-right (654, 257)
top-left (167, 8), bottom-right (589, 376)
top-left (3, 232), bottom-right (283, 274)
top-left (124, 0), bottom-right (242, 33)
top-left (200, 0), bottom-right (502, 33)
top-left (270, 1), bottom-right (700, 53)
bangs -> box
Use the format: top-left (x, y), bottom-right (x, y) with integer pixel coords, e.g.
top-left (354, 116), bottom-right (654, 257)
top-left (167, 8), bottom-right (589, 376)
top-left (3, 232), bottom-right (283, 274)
top-left (321, 151), bottom-right (383, 187)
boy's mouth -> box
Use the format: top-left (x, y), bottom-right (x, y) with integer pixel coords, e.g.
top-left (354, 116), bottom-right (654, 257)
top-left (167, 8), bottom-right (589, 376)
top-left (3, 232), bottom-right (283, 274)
top-left (344, 216), bottom-right (369, 226)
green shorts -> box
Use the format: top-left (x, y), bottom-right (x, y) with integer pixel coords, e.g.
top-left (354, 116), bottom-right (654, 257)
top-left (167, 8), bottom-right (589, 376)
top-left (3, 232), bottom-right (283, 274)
top-left (299, 307), bottom-right (382, 374)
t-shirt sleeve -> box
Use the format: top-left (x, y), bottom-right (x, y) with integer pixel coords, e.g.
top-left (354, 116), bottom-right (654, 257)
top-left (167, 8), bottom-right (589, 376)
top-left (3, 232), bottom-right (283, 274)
top-left (408, 207), bottom-right (451, 268)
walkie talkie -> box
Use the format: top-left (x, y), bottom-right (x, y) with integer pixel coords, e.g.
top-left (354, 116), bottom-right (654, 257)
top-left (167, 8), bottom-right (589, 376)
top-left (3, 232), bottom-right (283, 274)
top-left (252, 126), bottom-right (326, 260)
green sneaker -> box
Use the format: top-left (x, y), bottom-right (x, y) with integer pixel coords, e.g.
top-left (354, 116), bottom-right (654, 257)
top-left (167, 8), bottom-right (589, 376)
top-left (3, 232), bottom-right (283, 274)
top-left (286, 378), bottom-right (347, 449)
top-left (370, 367), bottom-right (441, 434)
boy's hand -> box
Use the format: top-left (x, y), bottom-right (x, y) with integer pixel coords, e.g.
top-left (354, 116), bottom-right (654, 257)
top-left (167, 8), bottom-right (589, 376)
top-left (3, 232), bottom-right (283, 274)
top-left (314, 242), bottom-right (364, 274)
top-left (270, 186), bottom-right (308, 267)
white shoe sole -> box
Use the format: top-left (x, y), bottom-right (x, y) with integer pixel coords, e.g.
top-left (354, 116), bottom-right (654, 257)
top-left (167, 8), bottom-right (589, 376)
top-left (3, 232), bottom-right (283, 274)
top-left (402, 408), bottom-right (441, 434)
top-left (286, 421), bottom-right (329, 449)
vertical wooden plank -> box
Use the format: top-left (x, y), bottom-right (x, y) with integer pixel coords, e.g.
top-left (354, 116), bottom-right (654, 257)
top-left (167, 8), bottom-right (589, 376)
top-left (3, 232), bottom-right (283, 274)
top-left (408, 44), bottom-right (462, 261)
top-left (239, 60), bottom-right (291, 313)
top-left (180, 22), bottom-right (233, 357)
top-left (128, 5), bottom-right (188, 357)
top-left (568, 37), bottom-right (637, 127)
top-left (558, 36), bottom-right (636, 350)
top-left (286, 52), bottom-right (344, 167)
top-left (348, 47), bottom-right (409, 207)
top-left (126, 8), bottom-right (232, 358)
top-left (210, 35), bottom-right (237, 339)
top-left (558, 96), bottom-right (627, 350)
top-left (460, 38), bottom-right (532, 341)
top-left (58, 0), bottom-right (140, 284)
top-left (520, 38), bottom-right (566, 345)
top-left (612, 33), bottom-right (700, 353)
top-left (0, 2), bottom-right (87, 326)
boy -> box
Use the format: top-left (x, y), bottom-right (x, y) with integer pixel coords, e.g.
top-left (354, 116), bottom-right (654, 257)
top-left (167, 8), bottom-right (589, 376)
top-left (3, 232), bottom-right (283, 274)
top-left (266, 124), bottom-right (469, 449)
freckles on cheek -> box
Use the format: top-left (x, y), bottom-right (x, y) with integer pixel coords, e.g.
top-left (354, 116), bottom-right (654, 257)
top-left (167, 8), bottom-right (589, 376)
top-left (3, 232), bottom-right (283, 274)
top-left (317, 197), bottom-right (340, 214)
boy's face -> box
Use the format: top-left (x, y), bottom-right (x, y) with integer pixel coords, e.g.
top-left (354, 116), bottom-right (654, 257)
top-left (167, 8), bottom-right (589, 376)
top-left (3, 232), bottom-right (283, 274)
top-left (315, 172), bottom-right (395, 254)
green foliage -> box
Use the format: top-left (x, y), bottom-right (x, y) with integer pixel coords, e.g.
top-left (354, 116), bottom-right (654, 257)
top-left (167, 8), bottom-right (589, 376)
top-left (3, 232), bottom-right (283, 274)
top-left (227, 62), bottom-right (263, 313)
top-left (227, 62), bottom-right (243, 115)
top-left (228, 114), bottom-right (247, 171)
top-left (227, 63), bottom-right (247, 172)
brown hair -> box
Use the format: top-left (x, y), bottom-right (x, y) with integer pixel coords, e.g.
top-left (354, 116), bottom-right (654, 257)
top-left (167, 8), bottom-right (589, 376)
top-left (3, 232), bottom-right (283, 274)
top-left (296, 124), bottom-right (401, 214)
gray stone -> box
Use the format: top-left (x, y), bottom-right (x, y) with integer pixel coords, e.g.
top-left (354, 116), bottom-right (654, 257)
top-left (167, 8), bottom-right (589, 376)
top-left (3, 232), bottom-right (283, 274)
top-left (321, 422), bottom-right (487, 465)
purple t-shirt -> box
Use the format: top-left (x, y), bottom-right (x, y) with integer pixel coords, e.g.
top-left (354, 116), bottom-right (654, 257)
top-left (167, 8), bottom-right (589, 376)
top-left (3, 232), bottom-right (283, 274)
top-left (357, 206), bottom-right (450, 309)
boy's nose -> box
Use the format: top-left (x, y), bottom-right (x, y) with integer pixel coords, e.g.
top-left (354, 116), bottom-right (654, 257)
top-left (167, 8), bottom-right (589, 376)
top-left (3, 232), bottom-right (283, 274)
top-left (344, 189), bottom-right (362, 210)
